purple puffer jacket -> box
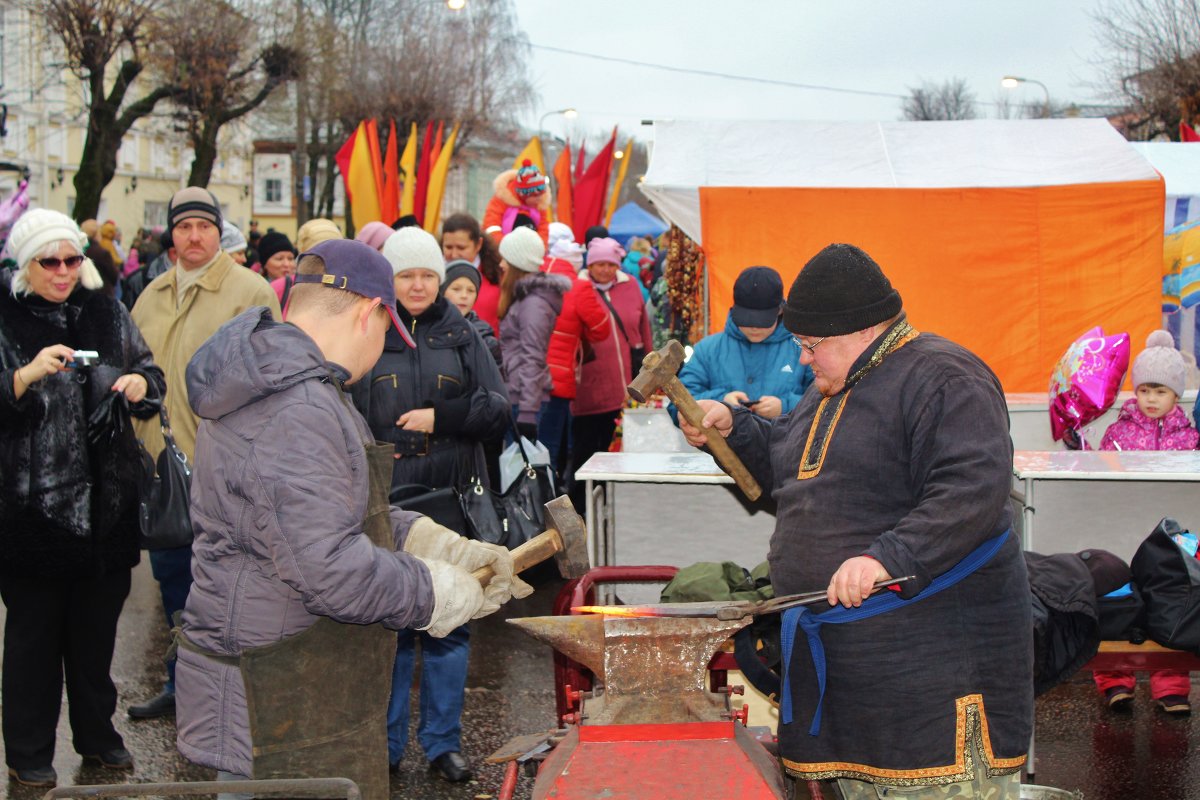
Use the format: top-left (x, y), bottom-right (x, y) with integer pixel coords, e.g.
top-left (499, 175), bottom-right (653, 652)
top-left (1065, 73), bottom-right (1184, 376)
top-left (500, 271), bottom-right (570, 424)
top-left (175, 308), bottom-right (434, 776)
top-left (1099, 398), bottom-right (1199, 452)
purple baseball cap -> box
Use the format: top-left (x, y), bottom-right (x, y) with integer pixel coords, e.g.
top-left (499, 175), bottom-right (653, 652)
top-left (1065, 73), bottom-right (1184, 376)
top-left (292, 239), bottom-right (415, 348)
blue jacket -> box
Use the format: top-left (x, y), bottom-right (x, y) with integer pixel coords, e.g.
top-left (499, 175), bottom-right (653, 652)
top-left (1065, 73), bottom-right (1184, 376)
top-left (674, 317), bottom-right (813, 418)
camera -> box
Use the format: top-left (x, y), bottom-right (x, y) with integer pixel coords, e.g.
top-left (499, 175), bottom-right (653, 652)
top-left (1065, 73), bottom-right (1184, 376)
top-left (68, 349), bottom-right (99, 368)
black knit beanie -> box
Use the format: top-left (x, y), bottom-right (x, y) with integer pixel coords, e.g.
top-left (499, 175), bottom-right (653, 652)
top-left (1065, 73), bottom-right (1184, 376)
top-left (441, 259), bottom-right (481, 293)
top-left (783, 243), bottom-right (903, 337)
top-left (256, 231), bottom-right (295, 266)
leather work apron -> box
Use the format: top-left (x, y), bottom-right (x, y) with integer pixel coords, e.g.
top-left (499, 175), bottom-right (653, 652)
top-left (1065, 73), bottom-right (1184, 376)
top-left (237, 440), bottom-right (397, 800)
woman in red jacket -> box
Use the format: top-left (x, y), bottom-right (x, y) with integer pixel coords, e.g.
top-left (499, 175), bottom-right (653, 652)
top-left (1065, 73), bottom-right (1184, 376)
top-left (568, 237), bottom-right (652, 510)
top-left (539, 223), bottom-right (612, 481)
top-left (441, 214), bottom-right (503, 336)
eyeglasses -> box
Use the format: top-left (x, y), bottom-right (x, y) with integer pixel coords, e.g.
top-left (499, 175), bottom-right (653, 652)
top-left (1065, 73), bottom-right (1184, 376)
top-left (792, 335), bottom-right (827, 354)
top-left (34, 255), bottom-right (85, 271)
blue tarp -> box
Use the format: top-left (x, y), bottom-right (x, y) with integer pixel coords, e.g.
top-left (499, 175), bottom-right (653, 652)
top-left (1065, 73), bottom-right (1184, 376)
top-left (608, 201), bottom-right (668, 243)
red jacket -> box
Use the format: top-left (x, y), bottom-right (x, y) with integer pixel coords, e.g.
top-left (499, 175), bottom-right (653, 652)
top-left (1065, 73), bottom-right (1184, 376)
top-left (573, 270), bottom-right (652, 417)
top-left (474, 273), bottom-right (501, 336)
top-left (542, 256), bottom-right (612, 399)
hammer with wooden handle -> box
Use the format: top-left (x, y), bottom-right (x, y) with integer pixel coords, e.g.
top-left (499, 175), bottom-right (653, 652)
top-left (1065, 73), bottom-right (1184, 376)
top-left (626, 340), bottom-right (762, 501)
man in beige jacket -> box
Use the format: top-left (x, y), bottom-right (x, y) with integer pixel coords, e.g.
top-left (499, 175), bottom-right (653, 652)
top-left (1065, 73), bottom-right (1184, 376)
top-left (129, 187), bottom-right (281, 719)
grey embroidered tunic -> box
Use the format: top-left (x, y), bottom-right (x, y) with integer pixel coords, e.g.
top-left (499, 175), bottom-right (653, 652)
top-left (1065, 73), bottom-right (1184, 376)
top-left (725, 320), bottom-right (1033, 785)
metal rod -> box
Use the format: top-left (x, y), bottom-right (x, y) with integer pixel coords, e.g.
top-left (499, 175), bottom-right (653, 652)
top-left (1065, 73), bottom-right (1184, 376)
top-left (42, 778), bottom-right (361, 800)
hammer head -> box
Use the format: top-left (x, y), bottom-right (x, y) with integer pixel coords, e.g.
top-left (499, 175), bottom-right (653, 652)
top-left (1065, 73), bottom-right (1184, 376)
top-left (543, 495), bottom-right (590, 579)
top-left (627, 339), bottom-right (686, 403)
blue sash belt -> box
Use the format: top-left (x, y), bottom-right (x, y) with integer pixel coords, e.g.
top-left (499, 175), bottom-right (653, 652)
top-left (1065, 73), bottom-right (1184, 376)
top-left (780, 530), bottom-right (1010, 736)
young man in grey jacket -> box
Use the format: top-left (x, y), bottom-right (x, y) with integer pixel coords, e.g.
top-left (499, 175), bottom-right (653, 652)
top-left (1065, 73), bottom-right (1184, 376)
top-left (174, 239), bottom-right (530, 799)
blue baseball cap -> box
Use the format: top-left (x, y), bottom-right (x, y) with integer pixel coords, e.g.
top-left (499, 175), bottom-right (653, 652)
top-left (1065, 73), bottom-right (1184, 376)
top-left (293, 239), bottom-right (414, 348)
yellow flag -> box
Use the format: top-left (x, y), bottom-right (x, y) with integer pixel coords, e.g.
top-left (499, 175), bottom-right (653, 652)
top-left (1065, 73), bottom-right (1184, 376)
top-left (399, 122), bottom-right (419, 217)
top-left (512, 136), bottom-right (546, 174)
top-left (604, 137), bottom-right (634, 228)
top-left (348, 121), bottom-right (383, 226)
top-left (423, 122), bottom-right (460, 234)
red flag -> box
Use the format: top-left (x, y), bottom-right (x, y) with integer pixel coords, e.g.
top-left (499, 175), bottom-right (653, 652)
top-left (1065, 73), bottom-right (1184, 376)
top-left (382, 121), bottom-right (400, 222)
top-left (574, 138), bottom-right (588, 182)
top-left (553, 143), bottom-right (574, 233)
top-left (1182, 121), bottom-right (1200, 142)
top-left (413, 122), bottom-right (435, 225)
top-left (334, 126), bottom-right (357, 203)
top-left (572, 128), bottom-right (617, 242)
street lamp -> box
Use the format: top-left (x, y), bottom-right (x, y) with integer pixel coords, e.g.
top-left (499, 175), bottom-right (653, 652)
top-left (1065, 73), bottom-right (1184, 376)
top-left (1001, 75), bottom-right (1051, 118)
top-left (446, 0), bottom-right (465, 9)
top-left (538, 107), bottom-right (577, 143)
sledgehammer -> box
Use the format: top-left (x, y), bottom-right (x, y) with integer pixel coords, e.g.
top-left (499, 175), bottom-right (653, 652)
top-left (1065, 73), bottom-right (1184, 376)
top-left (470, 496), bottom-right (590, 585)
top-left (627, 340), bottom-right (763, 501)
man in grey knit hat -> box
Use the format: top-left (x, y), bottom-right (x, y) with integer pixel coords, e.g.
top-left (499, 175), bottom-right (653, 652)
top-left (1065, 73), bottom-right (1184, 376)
top-left (127, 187), bottom-right (281, 720)
top-left (681, 243), bottom-right (1032, 799)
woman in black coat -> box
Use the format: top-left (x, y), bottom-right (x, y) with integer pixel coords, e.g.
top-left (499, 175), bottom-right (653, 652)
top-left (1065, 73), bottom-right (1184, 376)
top-left (350, 227), bottom-right (509, 783)
top-left (0, 209), bottom-right (166, 787)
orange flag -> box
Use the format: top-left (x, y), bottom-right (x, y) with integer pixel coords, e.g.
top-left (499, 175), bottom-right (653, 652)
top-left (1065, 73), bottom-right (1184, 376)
top-left (428, 121), bottom-right (445, 174)
top-left (365, 120), bottom-right (386, 217)
top-left (605, 137), bottom-right (634, 228)
top-left (335, 121), bottom-right (382, 227)
top-left (424, 122), bottom-right (460, 235)
top-left (553, 143), bottom-right (574, 234)
top-left (382, 120), bottom-right (400, 223)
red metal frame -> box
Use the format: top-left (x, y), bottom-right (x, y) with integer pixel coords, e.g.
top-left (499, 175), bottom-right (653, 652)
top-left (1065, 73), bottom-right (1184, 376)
top-left (550, 565), bottom-right (739, 722)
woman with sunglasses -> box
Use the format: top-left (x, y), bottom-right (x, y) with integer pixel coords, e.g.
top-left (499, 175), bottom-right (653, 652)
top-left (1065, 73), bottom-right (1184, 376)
top-left (0, 209), bottom-right (165, 788)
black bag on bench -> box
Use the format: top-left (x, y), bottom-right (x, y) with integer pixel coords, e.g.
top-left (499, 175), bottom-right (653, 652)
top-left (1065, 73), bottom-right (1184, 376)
top-left (1131, 518), bottom-right (1200, 653)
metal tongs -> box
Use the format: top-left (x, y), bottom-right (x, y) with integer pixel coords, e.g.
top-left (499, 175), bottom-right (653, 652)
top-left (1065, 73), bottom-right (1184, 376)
top-left (572, 576), bottom-right (916, 620)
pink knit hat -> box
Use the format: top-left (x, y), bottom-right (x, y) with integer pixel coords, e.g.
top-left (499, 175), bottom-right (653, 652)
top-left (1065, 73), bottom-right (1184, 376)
top-left (355, 220), bottom-right (394, 252)
top-left (586, 237), bottom-right (625, 267)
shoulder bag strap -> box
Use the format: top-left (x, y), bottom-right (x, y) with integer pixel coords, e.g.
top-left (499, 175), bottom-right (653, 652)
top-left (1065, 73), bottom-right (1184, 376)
top-left (597, 288), bottom-right (632, 346)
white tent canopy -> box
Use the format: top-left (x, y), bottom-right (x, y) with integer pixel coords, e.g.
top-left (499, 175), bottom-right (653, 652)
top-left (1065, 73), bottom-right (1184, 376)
top-left (640, 118), bottom-right (1160, 244)
top-left (1131, 142), bottom-right (1200, 199)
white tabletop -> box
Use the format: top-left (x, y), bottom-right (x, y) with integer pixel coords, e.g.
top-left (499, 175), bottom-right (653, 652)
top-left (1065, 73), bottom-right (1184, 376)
top-left (574, 451), bottom-right (733, 484)
top-left (1012, 450), bottom-right (1200, 481)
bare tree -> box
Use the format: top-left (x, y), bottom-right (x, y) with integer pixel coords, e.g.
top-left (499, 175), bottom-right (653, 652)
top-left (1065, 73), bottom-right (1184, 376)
top-left (281, 0), bottom-right (535, 221)
top-left (901, 78), bottom-right (978, 121)
top-left (1092, 0), bottom-right (1200, 140)
top-left (152, 0), bottom-right (302, 186)
top-left (36, 0), bottom-right (180, 221)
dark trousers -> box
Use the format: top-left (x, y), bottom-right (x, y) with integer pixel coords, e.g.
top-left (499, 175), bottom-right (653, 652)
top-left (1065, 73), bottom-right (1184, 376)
top-left (538, 396), bottom-right (573, 487)
top-left (568, 411), bottom-right (618, 511)
top-left (1, 567), bottom-right (131, 769)
top-left (148, 544), bottom-right (193, 689)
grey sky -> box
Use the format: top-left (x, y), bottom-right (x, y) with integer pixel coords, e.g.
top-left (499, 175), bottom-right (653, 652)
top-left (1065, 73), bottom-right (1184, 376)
top-left (512, 0), bottom-right (1108, 142)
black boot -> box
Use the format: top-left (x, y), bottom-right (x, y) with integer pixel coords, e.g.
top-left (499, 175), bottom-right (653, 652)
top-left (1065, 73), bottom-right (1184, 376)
top-left (429, 751), bottom-right (472, 782)
top-left (128, 689), bottom-right (176, 719)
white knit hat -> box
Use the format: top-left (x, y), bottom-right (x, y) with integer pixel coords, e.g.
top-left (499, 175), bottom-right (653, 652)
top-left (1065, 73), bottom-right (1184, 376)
top-left (1132, 330), bottom-right (1188, 397)
top-left (382, 227), bottom-right (446, 282)
top-left (8, 208), bottom-right (102, 295)
top-left (547, 221), bottom-right (575, 252)
top-left (499, 226), bottom-right (545, 273)
top-left (220, 220), bottom-right (247, 253)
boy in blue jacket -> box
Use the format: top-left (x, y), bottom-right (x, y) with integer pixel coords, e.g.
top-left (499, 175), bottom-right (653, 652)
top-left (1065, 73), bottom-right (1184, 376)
top-left (675, 266), bottom-right (812, 421)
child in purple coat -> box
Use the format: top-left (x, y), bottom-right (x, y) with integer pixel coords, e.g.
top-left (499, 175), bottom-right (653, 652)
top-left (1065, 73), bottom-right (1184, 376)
top-left (1094, 330), bottom-right (1199, 714)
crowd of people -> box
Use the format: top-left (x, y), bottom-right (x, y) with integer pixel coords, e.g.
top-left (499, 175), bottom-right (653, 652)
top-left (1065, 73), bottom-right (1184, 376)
top-left (0, 179), bottom-right (818, 791)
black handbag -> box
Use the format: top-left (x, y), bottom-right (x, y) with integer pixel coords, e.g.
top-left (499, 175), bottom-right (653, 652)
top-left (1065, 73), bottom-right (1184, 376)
top-left (390, 483), bottom-right (469, 536)
top-left (498, 433), bottom-right (557, 549)
top-left (137, 406), bottom-right (194, 550)
top-left (459, 476), bottom-right (506, 545)
top-left (1130, 518), bottom-right (1200, 652)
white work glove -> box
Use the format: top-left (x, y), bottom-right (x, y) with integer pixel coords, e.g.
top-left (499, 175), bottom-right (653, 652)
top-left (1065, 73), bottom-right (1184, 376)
top-left (416, 558), bottom-right (487, 637)
top-left (403, 517), bottom-right (534, 609)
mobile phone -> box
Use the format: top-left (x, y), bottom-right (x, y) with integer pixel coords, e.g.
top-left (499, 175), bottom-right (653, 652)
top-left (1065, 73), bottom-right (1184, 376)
top-left (68, 349), bottom-right (99, 368)
top-left (740, 398), bottom-right (760, 408)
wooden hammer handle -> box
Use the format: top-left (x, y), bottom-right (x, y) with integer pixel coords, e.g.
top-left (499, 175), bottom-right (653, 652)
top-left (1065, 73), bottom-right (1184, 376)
top-left (470, 529), bottom-right (562, 585)
top-left (670, 378), bottom-right (763, 501)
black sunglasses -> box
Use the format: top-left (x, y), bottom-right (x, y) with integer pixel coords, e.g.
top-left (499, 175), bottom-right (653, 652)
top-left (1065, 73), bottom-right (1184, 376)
top-left (35, 255), bottom-right (85, 270)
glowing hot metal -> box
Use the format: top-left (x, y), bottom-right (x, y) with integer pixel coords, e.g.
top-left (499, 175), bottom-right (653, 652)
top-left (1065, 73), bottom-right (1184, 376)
top-left (572, 576), bottom-right (915, 621)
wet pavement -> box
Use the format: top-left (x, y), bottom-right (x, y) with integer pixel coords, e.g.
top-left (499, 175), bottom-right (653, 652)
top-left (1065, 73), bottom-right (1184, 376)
top-left (0, 482), bottom-right (1197, 798)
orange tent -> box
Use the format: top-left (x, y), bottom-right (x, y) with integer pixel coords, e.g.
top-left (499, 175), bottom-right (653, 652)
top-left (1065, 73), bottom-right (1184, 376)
top-left (640, 119), bottom-right (1165, 393)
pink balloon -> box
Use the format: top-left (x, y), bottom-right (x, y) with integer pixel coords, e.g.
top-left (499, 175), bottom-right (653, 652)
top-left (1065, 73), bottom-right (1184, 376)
top-left (1048, 327), bottom-right (1130, 443)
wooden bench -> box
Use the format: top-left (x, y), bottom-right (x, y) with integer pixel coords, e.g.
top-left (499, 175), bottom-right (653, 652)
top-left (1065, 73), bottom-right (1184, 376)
top-left (1081, 640), bottom-right (1200, 672)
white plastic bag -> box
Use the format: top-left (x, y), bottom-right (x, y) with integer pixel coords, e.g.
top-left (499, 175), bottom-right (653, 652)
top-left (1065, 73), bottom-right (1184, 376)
top-left (500, 436), bottom-right (552, 493)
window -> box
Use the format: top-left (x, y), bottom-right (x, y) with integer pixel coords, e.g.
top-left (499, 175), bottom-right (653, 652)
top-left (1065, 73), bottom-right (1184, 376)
top-left (144, 201), bottom-right (168, 229)
top-left (265, 178), bottom-right (282, 203)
